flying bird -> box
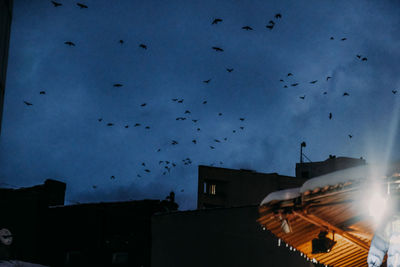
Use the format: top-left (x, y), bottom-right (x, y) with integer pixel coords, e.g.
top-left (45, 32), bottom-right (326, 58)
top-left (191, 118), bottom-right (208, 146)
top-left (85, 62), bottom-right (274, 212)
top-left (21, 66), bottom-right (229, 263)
top-left (110, 176), bottom-right (115, 180)
top-left (192, 119), bottom-right (198, 123)
top-left (203, 101), bottom-right (207, 104)
top-left (177, 99), bottom-right (184, 103)
top-left (113, 83), bottom-right (123, 87)
top-left (323, 92), bottom-right (327, 95)
top-left (356, 55), bottom-right (362, 59)
top-left (240, 126), bottom-right (244, 130)
top-left (142, 162), bottom-right (146, 166)
top-left (329, 113), bottom-right (332, 120)
top-left (299, 95), bottom-right (305, 100)
top-left (310, 80), bottom-right (318, 84)
top-left (266, 24), bottom-right (274, 30)
top-left (362, 57), bottom-right (368, 61)
top-left (107, 123), bottom-right (114, 126)
top-left (139, 44), bottom-right (147, 49)
top-left (341, 38), bottom-right (347, 41)
top-left (283, 85), bottom-right (288, 88)
top-left (291, 83), bottom-right (299, 87)
top-left (239, 118), bottom-right (245, 121)
top-left (184, 110), bottom-right (191, 114)
top-left (226, 68), bottom-right (234, 72)
top-left (330, 37), bottom-right (334, 40)
top-left (144, 169), bottom-right (150, 173)
top-left (275, 13), bottom-right (282, 19)
top-left (197, 128), bottom-right (201, 131)
top-left (119, 40), bottom-right (124, 44)
top-left (212, 18), bottom-right (222, 25)
top-left (64, 41), bottom-right (75, 46)
top-left (287, 73), bottom-right (293, 76)
top-left (92, 185), bottom-right (97, 189)
top-left (51, 1), bottom-right (62, 7)
top-left (76, 3), bottom-right (88, 9)
top-left (214, 139), bottom-right (220, 143)
top-left (210, 146), bottom-right (215, 149)
top-left (280, 79), bottom-right (284, 82)
top-left (134, 123), bottom-right (141, 127)
top-left (392, 90), bottom-right (397, 94)
top-left (125, 125), bottom-right (129, 128)
top-left (218, 113), bottom-right (222, 116)
top-left (39, 91), bottom-right (46, 94)
top-left (212, 47), bottom-right (224, 52)
top-left (343, 92), bottom-right (349, 96)
top-left (145, 126), bottom-right (150, 129)
top-left (98, 118), bottom-right (102, 122)
top-left (23, 101), bottom-right (33, 106)
top-left (268, 20), bottom-right (275, 25)
top-left (348, 135), bottom-right (353, 139)
top-left (171, 140), bottom-right (178, 145)
top-left (192, 139), bottom-right (197, 144)
top-left (172, 98), bottom-right (178, 102)
top-left (203, 79), bottom-right (211, 84)
top-left (141, 103), bottom-right (147, 107)
top-left (233, 130), bottom-right (236, 133)
top-left (242, 26), bottom-right (253, 30)
top-left (326, 76), bottom-right (332, 81)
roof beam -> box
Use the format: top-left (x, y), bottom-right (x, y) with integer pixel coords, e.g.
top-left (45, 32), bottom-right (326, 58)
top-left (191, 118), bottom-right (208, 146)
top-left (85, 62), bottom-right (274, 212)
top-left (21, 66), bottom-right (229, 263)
top-left (292, 211), bottom-right (370, 252)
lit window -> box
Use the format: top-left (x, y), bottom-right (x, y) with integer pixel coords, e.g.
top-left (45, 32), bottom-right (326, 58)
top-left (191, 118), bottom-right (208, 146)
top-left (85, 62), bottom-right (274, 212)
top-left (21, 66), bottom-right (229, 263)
top-left (210, 184), bottom-right (216, 195)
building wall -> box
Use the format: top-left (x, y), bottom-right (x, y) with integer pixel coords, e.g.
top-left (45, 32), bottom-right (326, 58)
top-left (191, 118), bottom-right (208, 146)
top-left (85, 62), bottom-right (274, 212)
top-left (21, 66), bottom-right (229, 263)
top-left (295, 156), bottom-right (366, 179)
top-left (0, 179), bottom-right (66, 264)
top-left (45, 199), bottom-right (178, 267)
top-left (197, 166), bottom-right (307, 209)
top-left (0, 0), bottom-right (13, 134)
top-left (152, 206), bottom-right (317, 267)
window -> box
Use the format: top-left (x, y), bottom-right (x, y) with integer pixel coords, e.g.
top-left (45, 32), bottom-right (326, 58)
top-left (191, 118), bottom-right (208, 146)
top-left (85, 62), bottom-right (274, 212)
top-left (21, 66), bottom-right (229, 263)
top-left (209, 184), bottom-right (216, 195)
top-left (203, 182), bottom-right (207, 193)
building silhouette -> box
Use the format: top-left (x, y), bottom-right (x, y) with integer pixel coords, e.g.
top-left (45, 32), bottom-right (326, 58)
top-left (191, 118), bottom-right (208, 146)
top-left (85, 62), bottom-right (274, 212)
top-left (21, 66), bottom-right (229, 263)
top-left (0, 0), bottom-right (13, 134)
top-left (295, 155), bottom-right (366, 179)
top-left (198, 165), bottom-right (308, 209)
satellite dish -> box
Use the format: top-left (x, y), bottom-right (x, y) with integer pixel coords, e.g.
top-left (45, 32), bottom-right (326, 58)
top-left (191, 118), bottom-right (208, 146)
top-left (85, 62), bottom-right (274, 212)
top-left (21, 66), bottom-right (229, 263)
top-left (0, 228), bottom-right (13, 245)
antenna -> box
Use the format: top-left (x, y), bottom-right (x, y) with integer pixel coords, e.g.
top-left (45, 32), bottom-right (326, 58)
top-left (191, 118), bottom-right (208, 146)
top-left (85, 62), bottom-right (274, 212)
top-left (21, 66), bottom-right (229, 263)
top-left (300, 142), bottom-right (306, 163)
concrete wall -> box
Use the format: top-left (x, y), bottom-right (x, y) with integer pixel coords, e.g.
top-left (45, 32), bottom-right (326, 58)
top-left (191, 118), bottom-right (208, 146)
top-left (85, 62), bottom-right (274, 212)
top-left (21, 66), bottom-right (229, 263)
top-left (0, 0), bottom-right (13, 134)
top-left (152, 206), bottom-right (317, 267)
top-left (198, 166), bottom-right (307, 209)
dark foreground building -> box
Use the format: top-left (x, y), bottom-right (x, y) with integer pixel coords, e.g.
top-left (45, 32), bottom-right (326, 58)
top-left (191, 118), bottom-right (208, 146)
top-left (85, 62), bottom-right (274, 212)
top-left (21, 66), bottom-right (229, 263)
top-left (152, 206), bottom-right (317, 267)
top-left (0, 0), bottom-right (13, 134)
top-left (46, 198), bottom-right (178, 267)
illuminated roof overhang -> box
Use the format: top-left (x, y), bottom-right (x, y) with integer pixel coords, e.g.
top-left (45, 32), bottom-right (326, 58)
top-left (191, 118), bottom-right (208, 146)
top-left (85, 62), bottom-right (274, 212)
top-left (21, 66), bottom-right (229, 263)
top-left (258, 163), bottom-right (400, 267)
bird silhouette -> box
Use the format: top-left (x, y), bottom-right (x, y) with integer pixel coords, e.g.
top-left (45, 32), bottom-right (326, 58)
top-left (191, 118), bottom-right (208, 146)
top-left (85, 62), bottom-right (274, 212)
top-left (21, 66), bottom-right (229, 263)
top-left (23, 101), bottom-right (33, 106)
top-left (76, 3), bottom-right (88, 8)
top-left (172, 98), bottom-right (178, 102)
top-left (177, 99), bottom-right (184, 103)
top-left (240, 126), bottom-right (244, 130)
top-left (233, 130), bottom-right (236, 133)
top-left (113, 83), bottom-right (123, 87)
top-left (125, 125), bottom-right (129, 128)
top-left (176, 117), bottom-right (186, 121)
top-left (280, 79), bottom-right (284, 82)
top-left (218, 113), bottom-right (222, 116)
top-left (192, 119), bottom-right (198, 123)
top-left (137, 174), bottom-right (141, 178)
top-left (348, 135), bottom-right (353, 139)
top-left (310, 80), bottom-right (318, 84)
top-left (226, 68), bottom-right (234, 72)
top-left (184, 110), bottom-right (191, 114)
top-left (242, 26), bottom-right (253, 30)
top-left (142, 162), bottom-right (146, 166)
top-left (212, 18), bottom-right (222, 25)
top-left (330, 37), bottom-right (334, 40)
top-left (356, 55), bottom-right (362, 59)
top-left (329, 113), bottom-right (332, 120)
top-left (212, 47), bottom-right (223, 52)
top-left (343, 92), bottom-right (349, 96)
top-left (275, 13), bottom-right (282, 19)
top-left (210, 146), bottom-right (215, 149)
top-left (107, 123), bottom-right (114, 126)
top-left (64, 41), bottom-right (75, 46)
top-left (362, 57), bottom-right (368, 61)
top-left (141, 103), bottom-right (147, 107)
top-left (299, 95), bottom-right (305, 100)
top-left (266, 24), bottom-right (274, 30)
top-left (145, 126), bottom-right (150, 129)
top-left (283, 85), bottom-right (288, 88)
top-left (392, 90), bottom-right (398, 94)
top-left (203, 101), bottom-right (207, 104)
top-left (287, 73), bottom-right (293, 76)
top-left (239, 118), bottom-right (245, 121)
top-left (134, 123), bottom-right (141, 127)
top-left (197, 128), bottom-right (201, 131)
top-left (203, 79), bottom-right (211, 83)
top-left (110, 176), bottom-right (115, 180)
top-left (157, 149), bottom-right (161, 152)
top-left (291, 83), bottom-right (299, 87)
top-left (92, 185), bottom-right (97, 189)
top-left (323, 92), bottom-right (327, 95)
top-left (139, 44), bottom-right (147, 49)
top-left (224, 137), bottom-right (227, 141)
top-left (214, 139), bottom-right (220, 143)
top-left (51, 1), bottom-right (62, 7)
top-left (269, 20), bottom-right (275, 25)
top-left (192, 140), bottom-right (197, 144)
top-left (144, 169), bottom-right (150, 173)
top-left (171, 140), bottom-right (178, 145)
top-left (39, 91), bottom-right (46, 95)
top-left (341, 38), bottom-right (347, 41)
top-left (98, 118), bottom-right (102, 122)
top-left (326, 76), bottom-right (332, 81)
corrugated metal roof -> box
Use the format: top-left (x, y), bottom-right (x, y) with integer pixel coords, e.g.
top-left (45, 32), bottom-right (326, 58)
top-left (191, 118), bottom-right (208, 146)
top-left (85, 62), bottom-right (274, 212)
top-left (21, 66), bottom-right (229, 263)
top-left (258, 173), bottom-right (400, 267)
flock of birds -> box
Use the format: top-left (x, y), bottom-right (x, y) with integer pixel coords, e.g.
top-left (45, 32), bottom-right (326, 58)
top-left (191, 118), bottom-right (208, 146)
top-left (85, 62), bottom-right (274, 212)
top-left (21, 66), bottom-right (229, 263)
top-left (19, 1), bottom-right (399, 191)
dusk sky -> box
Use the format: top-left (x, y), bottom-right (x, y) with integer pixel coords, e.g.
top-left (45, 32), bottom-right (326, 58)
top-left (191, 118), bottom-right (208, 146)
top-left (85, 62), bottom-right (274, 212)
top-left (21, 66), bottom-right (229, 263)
top-left (1, 0), bottom-right (399, 210)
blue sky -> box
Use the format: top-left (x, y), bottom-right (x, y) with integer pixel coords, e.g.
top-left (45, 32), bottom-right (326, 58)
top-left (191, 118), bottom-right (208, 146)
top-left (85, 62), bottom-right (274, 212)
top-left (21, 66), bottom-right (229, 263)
top-left (1, 0), bottom-right (400, 210)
